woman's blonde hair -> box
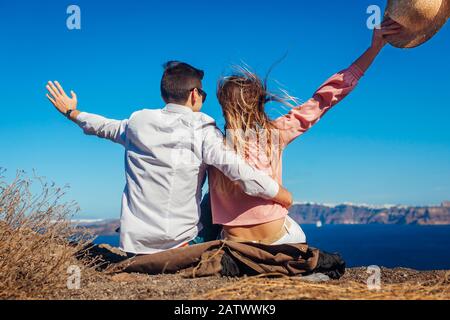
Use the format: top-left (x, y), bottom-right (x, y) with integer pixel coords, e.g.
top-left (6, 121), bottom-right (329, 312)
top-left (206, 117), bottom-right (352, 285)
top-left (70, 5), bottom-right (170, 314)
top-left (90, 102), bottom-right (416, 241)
top-left (217, 66), bottom-right (294, 170)
top-left (212, 66), bottom-right (294, 193)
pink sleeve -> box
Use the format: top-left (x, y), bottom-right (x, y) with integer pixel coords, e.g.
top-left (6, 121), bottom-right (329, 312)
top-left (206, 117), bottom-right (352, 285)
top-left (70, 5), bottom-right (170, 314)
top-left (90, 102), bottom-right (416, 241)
top-left (274, 63), bottom-right (364, 147)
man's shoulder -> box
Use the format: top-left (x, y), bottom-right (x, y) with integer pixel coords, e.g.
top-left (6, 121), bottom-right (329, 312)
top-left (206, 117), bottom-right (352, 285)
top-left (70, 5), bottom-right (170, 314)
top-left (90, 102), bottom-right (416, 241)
top-left (128, 108), bottom-right (219, 133)
top-left (127, 108), bottom-right (163, 124)
top-left (129, 108), bottom-right (160, 118)
top-left (193, 112), bottom-right (225, 141)
top-left (193, 112), bottom-right (217, 127)
top-left (193, 113), bottom-right (225, 144)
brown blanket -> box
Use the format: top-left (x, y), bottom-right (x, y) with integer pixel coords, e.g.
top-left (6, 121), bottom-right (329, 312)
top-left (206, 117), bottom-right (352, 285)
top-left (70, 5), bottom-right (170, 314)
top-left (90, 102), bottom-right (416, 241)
top-left (113, 240), bottom-right (321, 278)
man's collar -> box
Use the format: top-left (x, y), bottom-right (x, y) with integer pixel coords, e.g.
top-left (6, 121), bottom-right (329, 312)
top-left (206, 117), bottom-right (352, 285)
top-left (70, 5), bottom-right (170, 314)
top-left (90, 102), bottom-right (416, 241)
top-left (164, 103), bottom-right (194, 114)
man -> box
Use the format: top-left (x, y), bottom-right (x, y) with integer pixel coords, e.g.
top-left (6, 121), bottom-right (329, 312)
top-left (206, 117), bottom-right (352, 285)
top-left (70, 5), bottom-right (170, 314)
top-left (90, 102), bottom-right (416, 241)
top-left (46, 61), bottom-right (292, 255)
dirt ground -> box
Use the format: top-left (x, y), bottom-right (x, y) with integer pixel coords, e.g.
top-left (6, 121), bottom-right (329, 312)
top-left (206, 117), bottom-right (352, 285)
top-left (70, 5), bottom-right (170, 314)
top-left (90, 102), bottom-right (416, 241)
top-left (46, 267), bottom-right (449, 300)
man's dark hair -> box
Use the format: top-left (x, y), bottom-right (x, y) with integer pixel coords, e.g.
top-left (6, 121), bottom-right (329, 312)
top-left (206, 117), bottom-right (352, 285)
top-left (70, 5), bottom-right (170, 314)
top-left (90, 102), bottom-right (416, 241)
top-left (161, 61), bottom-right (204, 104)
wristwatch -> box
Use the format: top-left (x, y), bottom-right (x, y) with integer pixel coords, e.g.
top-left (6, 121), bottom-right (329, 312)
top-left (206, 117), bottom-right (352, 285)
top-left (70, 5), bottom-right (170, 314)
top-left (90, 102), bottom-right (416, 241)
top-left (65, 109), bottom-right (75, 119)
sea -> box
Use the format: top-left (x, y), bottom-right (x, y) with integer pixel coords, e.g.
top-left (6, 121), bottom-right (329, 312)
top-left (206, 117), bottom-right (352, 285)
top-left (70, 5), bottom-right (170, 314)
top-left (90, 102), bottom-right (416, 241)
top-left (94, 224), bottom-right (450, 271)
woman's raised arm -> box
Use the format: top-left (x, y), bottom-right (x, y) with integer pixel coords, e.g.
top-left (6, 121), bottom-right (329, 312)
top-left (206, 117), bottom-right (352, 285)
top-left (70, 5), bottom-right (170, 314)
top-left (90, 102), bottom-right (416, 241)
top-left (274, 18), bottom-right (402, 147)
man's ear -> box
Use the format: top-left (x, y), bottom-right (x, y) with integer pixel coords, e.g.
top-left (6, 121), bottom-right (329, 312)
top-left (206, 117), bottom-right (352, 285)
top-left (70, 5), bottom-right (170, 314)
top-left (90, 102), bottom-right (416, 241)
top-left (190, 90), bottom-right (197, 106)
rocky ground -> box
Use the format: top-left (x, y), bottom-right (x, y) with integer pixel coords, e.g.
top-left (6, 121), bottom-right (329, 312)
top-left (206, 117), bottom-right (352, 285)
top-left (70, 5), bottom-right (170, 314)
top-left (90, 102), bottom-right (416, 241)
top-left (45, 267), bottom-right (449, 300)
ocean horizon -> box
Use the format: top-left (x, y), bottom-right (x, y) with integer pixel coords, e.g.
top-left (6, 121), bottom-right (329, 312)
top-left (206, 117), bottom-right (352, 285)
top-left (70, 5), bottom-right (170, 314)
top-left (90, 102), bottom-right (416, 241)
top-left (94, 224), bottom-right (450, 271)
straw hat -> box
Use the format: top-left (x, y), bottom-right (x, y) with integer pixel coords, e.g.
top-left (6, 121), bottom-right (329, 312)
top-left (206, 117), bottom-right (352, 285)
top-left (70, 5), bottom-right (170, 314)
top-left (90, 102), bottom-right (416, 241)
top-left (384, 0), bottom-right (450, 48)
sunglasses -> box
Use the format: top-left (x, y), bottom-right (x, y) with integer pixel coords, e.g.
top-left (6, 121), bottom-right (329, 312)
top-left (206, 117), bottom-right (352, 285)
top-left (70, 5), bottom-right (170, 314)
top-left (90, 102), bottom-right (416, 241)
top-left (190, 87), bottom-right (207, 103)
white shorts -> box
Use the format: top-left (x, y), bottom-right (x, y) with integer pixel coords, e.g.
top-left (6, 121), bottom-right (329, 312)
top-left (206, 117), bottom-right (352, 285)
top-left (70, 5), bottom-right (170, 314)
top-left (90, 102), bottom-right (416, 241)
top-left (271, 215), bottom-right (307, 245)
top-left (220, 215), bottom-right (307, 245)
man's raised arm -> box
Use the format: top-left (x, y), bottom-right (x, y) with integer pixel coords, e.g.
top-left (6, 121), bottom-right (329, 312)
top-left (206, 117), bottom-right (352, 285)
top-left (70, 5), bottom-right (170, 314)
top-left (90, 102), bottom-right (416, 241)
top-left (46, 81), bottom-right (128, 146)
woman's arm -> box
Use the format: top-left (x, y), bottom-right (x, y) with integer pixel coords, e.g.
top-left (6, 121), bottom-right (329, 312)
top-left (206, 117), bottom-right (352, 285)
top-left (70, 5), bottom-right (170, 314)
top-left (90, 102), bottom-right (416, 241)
top-left (275, 19), bottom-right (401, 147)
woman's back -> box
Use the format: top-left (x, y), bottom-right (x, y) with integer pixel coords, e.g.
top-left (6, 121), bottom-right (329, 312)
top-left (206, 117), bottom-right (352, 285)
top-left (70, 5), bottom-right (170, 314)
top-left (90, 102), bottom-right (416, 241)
top-left (209, 137), bottom-right (287, 227)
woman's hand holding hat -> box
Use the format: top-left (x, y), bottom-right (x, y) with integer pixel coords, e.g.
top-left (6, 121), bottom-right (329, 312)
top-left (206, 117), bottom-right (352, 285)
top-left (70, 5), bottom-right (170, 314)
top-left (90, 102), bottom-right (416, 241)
top-left (371, 18), bottom-right (403, 50)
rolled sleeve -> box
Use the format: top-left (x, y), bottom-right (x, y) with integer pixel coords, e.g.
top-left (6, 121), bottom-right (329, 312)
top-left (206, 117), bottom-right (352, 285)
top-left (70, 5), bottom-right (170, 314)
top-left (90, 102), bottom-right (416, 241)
top-left (274, 63), bottom-right (364, 146)
top-left (348, 63), bottom-right (365, 80)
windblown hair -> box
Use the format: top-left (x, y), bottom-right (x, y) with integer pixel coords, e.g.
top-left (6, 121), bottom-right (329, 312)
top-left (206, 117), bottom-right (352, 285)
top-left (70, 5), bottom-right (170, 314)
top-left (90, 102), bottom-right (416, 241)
top-left (217, 66), bottom-right (294, 169)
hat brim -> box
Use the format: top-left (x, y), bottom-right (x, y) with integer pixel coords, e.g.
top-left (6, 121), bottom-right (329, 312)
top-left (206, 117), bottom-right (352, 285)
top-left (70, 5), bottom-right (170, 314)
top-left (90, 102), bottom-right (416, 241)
top-left (384, 1), bottom-right (450, 48)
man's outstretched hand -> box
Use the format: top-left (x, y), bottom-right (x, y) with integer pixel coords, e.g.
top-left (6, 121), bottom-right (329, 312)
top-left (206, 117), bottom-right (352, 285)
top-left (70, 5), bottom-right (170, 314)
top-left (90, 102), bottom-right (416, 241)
top-left (46, 81), bottom-right (79, 119)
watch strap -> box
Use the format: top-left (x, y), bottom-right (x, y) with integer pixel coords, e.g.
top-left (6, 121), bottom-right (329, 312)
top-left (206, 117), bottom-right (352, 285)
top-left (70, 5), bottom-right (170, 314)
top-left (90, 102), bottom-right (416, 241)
top-left (65, 109), bottom-right (74, 119)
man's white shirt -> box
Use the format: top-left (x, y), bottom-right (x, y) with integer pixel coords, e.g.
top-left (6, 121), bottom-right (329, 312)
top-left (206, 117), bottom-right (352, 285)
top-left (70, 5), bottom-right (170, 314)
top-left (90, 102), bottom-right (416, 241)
top-left (75, 103), bottom-right (279, 254)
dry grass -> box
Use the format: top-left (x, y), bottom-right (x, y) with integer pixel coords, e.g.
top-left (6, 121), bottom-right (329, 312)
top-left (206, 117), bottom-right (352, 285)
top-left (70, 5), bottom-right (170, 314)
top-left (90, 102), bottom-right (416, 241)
top-left (0, 169), bottom-right (94, 299)
top-left (193, 272), bottom-right (450, 300)
top-left (1, 169), bottom-right (449, 300)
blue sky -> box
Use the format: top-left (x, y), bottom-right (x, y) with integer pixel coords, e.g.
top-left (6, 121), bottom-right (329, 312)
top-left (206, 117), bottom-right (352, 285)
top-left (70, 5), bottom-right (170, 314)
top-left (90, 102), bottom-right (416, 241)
top-left (1, 0), bottom-right (449, 219)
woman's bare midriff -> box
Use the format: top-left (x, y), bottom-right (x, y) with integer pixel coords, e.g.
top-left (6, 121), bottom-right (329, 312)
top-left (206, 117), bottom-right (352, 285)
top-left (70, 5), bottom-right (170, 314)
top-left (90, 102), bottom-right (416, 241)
top-left (223, 217), bottom-right (286, 241)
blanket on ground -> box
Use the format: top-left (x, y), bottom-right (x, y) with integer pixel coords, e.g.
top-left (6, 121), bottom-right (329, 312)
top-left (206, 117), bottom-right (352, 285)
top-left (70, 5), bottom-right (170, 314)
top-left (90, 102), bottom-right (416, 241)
top-left (84, 240), bottom-right (345, 279)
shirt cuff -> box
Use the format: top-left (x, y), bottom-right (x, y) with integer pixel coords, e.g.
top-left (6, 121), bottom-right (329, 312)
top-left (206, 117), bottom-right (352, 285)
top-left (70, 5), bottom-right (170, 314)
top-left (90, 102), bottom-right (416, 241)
top-left (74, 111), bottom-right (90, 126)
top-left (261, 179), bottom-right (280, 200)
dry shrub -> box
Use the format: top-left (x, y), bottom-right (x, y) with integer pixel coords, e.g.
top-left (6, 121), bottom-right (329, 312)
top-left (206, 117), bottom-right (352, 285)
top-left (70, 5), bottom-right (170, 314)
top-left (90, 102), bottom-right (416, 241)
top-left (0, 169), bottom-right (93, 299)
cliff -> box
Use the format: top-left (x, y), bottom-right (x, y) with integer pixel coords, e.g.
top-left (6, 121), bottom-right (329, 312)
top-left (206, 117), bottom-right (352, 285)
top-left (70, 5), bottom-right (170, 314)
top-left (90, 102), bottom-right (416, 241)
top-left (76, 202), bottom-right (450, 233)
top-left (289, 202), bottom-right (450, 225)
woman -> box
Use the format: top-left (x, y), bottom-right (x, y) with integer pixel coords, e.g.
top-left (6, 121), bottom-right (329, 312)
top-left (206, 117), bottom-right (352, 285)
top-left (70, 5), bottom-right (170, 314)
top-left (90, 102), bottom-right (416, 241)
top-left (208, 19), bottom-right (401, 245)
